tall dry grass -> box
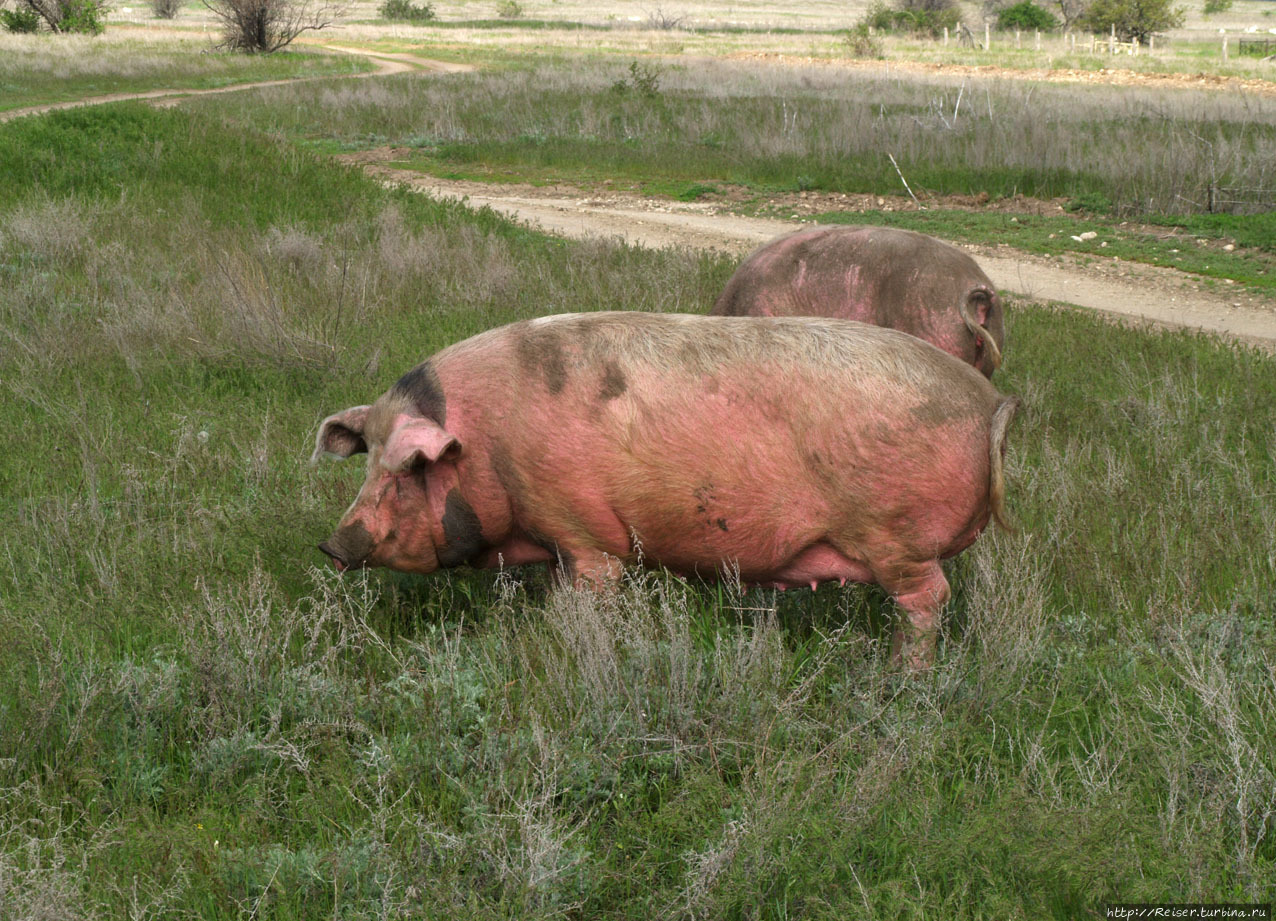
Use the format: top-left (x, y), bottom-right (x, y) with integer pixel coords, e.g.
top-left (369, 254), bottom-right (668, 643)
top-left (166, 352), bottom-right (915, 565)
top-left (203, 56), bottom-right (1276, 213)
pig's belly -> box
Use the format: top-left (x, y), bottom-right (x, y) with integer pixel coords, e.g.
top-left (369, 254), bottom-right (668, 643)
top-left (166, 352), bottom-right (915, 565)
top-left (654, 539), bottom-right (876, 591)
top-left (759, 541), bottom-right (876, 590)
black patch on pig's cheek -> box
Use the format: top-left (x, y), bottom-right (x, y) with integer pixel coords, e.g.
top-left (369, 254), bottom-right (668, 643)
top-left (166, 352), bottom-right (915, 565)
top-left (392, 361), bottom-right (446, 424)
top-left (598, 360), bottom-right (627, 401)
top-left (437, 489), bottom-right (487, 567)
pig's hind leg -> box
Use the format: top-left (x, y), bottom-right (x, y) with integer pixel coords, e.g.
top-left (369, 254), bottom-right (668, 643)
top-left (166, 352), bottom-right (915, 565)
top-left (874, 560), bottom-right (951, 671)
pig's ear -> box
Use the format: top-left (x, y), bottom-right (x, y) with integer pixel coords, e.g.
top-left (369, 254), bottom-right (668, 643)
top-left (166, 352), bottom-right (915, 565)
top-left (382, 417), bottom-right (461, 472)
top-left (312, 405), bottom-right (372, 463)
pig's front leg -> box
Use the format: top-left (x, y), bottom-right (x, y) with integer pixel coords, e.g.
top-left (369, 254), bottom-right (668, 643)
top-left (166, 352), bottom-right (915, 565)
top-left (546, 545), bottom-right (626, 589)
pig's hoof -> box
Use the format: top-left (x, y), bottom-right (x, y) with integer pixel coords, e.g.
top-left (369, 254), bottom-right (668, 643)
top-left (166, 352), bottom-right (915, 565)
top-left (889, 627), bottom-right (937, 672)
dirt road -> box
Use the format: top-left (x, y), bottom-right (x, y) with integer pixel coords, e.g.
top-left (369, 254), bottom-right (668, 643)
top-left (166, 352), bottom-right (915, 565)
top-left (353, 166), bottom-right (1276, 350)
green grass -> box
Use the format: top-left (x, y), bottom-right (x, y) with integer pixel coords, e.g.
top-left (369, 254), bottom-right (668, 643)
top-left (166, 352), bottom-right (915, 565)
top-left (2, 101), bottom-right (1275, 918)
top-left (0, 40), bottom-right (372, 113)
top-left (804, 208), bottom-right (1276, 294)
top-left (401, 19), bottom-right (819, 34)
top-left (366, 150), bottom-right (1276, 294)
top-left (190, 56), bottom-right (1276, 220)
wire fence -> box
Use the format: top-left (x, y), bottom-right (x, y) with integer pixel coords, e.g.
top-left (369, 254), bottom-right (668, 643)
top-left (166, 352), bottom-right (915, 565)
top-left (1238, 38), bottom-right (1276, 59)
top-left (1173, 184), bottom-right (1276, 214)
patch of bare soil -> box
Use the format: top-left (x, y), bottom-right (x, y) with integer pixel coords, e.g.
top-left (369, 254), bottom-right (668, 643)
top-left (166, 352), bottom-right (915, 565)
top-left (341, 145), bottom-right (1074, 217)
top-left (730, 52), bottom-right (1276, 99)
top-left (342, 154), bottom-right (1276, 350)
top-left (318, 45), bottom-right (476, 74)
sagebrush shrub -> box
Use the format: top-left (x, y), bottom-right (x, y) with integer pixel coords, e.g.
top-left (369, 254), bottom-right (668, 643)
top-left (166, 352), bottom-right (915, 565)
top-left (379, 0), bottom-right (432, 21)
top-left (843, 21), bottom-right (883, 57)
top-left (5, 0), bottom-right (109, 33)
top-left (1, 5), bottom-right (41, 29)
top-left (996, 0), bottom-right (1058, 30)
top-left (863, 0), bottom-right (960, 37)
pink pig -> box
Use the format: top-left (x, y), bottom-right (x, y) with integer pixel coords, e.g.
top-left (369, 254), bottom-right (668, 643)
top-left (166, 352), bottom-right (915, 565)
top-left (712, 225), bottom-right (1005, 378)
top-left (314, 312), bottom-right (1017, 668)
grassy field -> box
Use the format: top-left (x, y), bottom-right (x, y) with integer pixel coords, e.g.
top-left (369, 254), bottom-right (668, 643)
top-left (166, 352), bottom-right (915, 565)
top-left (0, 32), bottom-right (372, 112)
top-left (321, 10), bottom-right (1276, 81)
top-left (197, 56), bottom-right (1276, 220)
top-left (1, 87), bottom-right (1275, 919)
top-left (185, 52), bottom-right (1276, 301)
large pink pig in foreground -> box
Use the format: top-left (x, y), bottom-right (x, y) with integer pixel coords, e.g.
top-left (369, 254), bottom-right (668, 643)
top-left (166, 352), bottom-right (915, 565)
top-left (712, 226), bottom-right (1005, 378)
top-left (314, 312), bottom-right (1017, 668)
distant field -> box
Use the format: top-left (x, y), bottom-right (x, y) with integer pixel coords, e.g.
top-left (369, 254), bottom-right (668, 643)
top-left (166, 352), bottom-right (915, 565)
top-left (0, 32), bottom-right (372, 112)
top-left (1, 99), bottom-right (1274, 918)
top-left (193, 55), bottom-right (1276, 248)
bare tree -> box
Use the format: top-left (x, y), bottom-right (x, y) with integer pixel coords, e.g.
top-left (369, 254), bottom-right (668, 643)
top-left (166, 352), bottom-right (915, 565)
top-left (1049, 0), bottom-right (1087, 29)
top-left (644, 6), bottom-right (686, 29)
top-left (201, 0), bottom-right (349, 52)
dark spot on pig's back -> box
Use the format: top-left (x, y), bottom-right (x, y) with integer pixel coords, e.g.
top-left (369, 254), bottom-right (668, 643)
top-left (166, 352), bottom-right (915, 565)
top-left (515, 326), bottom-right (568, 395)
top-left (392, 361), bottom-right (446, 424)
top-left (908, 376), bottom-right (991, 427)
top-left (438, 489), bottom-right (486, 567)
top-left (598, 361), bottom-right (627, 401)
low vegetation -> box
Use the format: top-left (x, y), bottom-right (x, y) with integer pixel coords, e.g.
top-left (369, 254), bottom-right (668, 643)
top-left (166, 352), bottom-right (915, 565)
top-left (2, 0), bottom-right (109, 34)
top-left (1, 5), bottom-right (41, 30)
top-left (0, 93), bottom-right (1274, 917)
top-left (995, 0), bottom-right (1060, 32)
top-left (198, 56), bottom-right (1276, 220)
top-left (150, 0), bottom-right (180, 20)
top-left (0, 34), bottom-right (373, 112)
top-left (862, 0), bottom-right (961, 37)
top-left (378, 0), bottom-right (433, 22)
top-left (794, 208), bottom-right (1276, 296)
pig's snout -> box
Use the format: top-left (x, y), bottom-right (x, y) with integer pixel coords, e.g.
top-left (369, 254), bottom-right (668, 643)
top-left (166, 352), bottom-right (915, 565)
top-left (318, 541), bottom-right (350, 572)
top-left (318, 522), bottom-right (375, 572)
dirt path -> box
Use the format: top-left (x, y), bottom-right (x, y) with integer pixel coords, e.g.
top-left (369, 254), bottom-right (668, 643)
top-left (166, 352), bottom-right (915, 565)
top-left (351, 164), bottom-right (1276, 349)
top-left (0, 46), bottom-right (468, 124)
